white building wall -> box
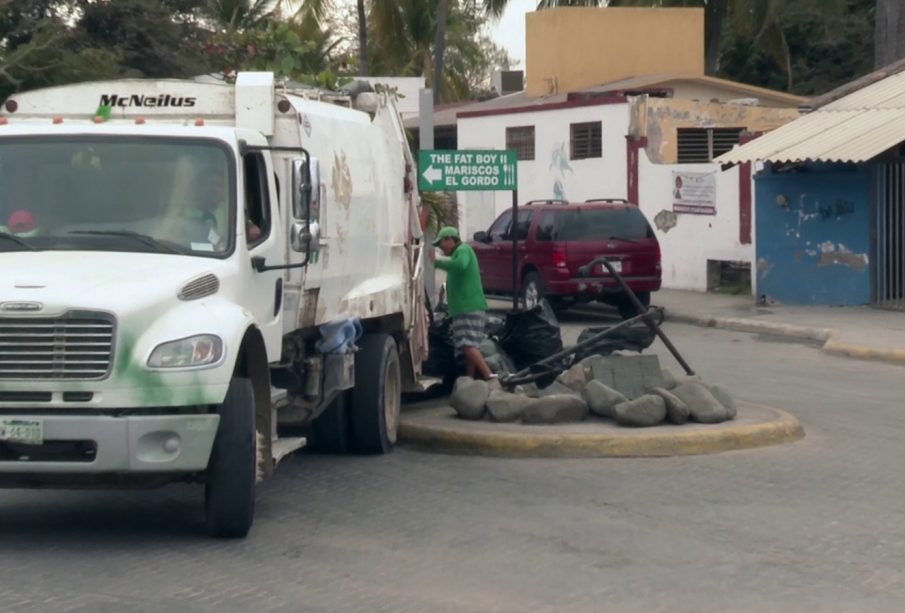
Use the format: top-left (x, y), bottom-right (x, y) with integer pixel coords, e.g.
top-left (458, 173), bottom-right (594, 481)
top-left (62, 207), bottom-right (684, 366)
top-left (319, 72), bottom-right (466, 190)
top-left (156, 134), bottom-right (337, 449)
top-left (637, 149), bottom-right (752, 291)
top-left (456, 103), bottom-right (630, 238)
top-left (454, 102), bottom-right (753, 293)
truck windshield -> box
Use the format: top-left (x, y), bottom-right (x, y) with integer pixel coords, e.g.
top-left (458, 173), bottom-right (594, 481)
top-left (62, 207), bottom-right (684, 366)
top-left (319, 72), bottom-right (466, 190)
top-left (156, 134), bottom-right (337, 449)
top-left (0, 137), bottom-right (235, 256)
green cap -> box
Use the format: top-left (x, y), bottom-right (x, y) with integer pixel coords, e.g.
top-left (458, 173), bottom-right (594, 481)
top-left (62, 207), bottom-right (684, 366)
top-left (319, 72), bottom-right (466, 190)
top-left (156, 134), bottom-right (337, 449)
top-left (433, 226), bottom-right (460, 246)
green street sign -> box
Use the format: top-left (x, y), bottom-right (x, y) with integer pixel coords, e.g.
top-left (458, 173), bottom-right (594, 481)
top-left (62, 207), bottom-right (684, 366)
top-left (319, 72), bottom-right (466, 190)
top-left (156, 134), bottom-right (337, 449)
top-left (418, 149), bottom-right (517, 192)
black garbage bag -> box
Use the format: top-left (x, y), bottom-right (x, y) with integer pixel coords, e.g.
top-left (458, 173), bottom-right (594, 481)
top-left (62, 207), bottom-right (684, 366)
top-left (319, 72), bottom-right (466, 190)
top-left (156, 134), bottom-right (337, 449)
top-left (498, 301), bottom-right (564, 371)
top-left (572, 323), bottom-right (656, 363)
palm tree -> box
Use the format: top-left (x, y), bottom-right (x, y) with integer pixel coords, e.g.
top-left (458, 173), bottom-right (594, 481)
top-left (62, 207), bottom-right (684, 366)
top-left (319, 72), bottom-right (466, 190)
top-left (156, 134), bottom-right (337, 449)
top-left (875, 0), bottom-right (905, 68)
top-left (609, 0), bottom-right (847, 90)
top-left (357, 0), bottom-right (368, 75)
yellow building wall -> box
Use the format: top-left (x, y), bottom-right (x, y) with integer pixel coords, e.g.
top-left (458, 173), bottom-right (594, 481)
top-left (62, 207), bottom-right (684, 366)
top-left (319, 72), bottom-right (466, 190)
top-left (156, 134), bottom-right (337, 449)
top-left (630, 98), bottom-right (802, 164)
top-left (526, 7), bottom-right (704, 97)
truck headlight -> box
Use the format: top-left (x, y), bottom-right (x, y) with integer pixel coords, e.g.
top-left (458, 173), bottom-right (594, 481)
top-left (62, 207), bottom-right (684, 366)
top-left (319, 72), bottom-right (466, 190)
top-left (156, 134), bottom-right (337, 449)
top-left (148, 335), bottom-right (223, 369)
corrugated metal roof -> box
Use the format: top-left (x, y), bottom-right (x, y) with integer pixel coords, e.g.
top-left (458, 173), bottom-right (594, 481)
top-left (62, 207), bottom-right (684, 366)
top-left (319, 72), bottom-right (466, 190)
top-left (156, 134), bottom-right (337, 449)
top-left (822, 70), bottom-right (905, 110)
top-left (717, 70), bottom-right (905, 165)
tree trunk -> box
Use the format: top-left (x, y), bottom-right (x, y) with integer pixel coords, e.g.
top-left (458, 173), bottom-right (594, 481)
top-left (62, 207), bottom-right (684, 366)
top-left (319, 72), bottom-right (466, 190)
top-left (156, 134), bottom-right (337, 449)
top-left (704, 0), bottom-right (727, 75)
top-left (876, 0), bottom-right (905, 69)
top-left (357, 0), bottom-right (368, 76)
top-left (432, 0), bottom-right (449, 103)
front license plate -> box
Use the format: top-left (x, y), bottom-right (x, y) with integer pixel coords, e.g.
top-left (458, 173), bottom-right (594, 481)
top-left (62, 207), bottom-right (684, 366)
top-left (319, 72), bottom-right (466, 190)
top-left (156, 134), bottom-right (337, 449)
top-left (593, 260), bottom-right (623, 275)
top-left (0, 419), bottom-right (43, 445)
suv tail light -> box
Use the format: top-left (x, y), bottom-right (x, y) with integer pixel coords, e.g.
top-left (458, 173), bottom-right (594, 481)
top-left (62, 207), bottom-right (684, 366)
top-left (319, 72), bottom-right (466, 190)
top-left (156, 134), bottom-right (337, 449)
top-left (655, 243), bottom-right (662, 273)
top-left (552, 248), bottom-right (568, 269)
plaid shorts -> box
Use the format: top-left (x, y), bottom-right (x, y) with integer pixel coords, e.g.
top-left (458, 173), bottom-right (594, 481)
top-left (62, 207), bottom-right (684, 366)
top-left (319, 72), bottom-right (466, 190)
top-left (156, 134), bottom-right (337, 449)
top-left (451, 312), bottom-right (487, 355)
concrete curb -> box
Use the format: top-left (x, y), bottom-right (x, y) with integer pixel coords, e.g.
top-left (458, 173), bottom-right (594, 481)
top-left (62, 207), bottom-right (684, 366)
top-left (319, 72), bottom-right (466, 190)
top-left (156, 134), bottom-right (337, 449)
top-left (821, 338), bottom-right (905, 366)
top-left (666, 311), bottom-right (905, 367)
top-left (665, 311), bottom-right (834, 343)
top-left (399, 402), bottom-right (804, 458)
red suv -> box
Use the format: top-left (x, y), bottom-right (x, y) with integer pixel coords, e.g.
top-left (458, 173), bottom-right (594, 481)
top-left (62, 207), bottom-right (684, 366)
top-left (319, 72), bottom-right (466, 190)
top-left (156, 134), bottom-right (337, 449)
top-left (470, 199), bottom-right (661, 318)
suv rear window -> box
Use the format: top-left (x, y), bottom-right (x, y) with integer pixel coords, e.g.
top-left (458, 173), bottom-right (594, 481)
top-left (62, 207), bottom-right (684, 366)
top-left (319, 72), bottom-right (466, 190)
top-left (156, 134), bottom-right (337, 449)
top-left (557, 207), bottom-right (654, 241)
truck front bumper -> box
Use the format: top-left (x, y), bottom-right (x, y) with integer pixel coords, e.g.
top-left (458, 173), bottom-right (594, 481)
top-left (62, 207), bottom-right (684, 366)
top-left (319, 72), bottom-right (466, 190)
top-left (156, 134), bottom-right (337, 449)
top-left (0, 413), bottom-right (220, 477)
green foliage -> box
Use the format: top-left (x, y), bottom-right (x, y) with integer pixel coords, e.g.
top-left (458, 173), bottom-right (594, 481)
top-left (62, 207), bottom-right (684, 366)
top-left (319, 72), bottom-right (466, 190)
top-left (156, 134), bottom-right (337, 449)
top-left (420, 191), bottom-right (450, 232)
top-left (367, 0), bottom-right (512, 101)
top-left (719, 0), bottom-right (873, 95)
top-left (607, 0), bottom-right (872, 94)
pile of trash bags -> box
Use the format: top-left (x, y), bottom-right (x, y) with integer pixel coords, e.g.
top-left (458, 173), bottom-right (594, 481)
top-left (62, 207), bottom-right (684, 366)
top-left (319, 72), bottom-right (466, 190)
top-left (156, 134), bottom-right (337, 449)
top-left (422, 298), bottom-right (658, 386)
top-left (422, 300), bottom-right (562, 383)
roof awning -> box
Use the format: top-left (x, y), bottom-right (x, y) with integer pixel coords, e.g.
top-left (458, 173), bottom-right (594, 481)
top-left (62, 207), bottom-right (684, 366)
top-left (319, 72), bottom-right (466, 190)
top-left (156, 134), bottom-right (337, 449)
top-left (716, 107), bottom-right (905, 166)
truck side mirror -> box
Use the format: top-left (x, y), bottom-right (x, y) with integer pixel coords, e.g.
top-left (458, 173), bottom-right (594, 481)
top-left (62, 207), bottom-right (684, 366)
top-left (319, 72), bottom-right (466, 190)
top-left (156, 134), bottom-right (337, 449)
top-left (473, 231), bottom-right (488, 242)
top-left (292, 156), bottom-right (320, 221)
top-left (290, 220), bottom-right (320, 254)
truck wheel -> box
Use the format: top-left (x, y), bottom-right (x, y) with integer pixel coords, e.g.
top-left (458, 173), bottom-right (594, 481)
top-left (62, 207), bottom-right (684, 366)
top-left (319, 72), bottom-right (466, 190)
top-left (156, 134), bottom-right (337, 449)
top-left (350, 334), bottom-right (401, 454)
top-left (617, 291), bottom-right (651, 320)
top-left (205, 376), bottom-right (256, 538)
top-left (310, 391), bottom-right (352, 454)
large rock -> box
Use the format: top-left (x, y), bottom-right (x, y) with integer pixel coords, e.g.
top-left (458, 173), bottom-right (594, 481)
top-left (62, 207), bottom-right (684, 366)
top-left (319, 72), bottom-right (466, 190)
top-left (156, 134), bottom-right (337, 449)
top-left (557, 363), bottom-right (589, 393)
top-left (582, 380), bottom-right (628, 419)
top-left (613, 395), bottom-right (667, 427)
top-left (522, 395), bottom-right (589, 424)
top-left (486, 391), bottom-right (535, 422)
top-left (660, 368), bottom-right (679, 390)
top-left (450, 377), bottom-right (489, 420)
top-left (671, 381), bottom-right (730, 424)
top-left (648, 387), bottom-right (690, 425)
top-left (583, 355), bottom-right (663, 399)
top-left (708, 384), bottom-right (738, 419)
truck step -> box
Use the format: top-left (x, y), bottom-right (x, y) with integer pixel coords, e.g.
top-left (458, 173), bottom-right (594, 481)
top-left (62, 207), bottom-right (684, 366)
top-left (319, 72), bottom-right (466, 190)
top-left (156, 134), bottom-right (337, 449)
top-left (404, 376), bottom-right (444, 394)
top-left (271, 437), bottom-right (306, 464)
top-left (271, 387), bottom-right (290, 410)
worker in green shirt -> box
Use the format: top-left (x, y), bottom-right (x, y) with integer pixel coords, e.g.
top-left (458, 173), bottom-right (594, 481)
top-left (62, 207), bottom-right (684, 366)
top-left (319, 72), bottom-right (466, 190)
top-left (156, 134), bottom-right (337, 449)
top-left (433, 226), bottom-right (494, 380)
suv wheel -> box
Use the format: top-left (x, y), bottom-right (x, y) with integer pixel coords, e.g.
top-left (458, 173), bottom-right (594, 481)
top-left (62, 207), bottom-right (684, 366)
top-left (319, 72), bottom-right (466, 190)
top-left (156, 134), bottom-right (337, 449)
top-left (522, 272), bottom-right (544, 310)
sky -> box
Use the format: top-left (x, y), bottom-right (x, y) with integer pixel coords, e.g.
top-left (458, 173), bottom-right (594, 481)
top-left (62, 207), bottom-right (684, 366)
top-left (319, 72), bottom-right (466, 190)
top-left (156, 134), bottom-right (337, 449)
top-left (487, 0), bottom-right (537, 68)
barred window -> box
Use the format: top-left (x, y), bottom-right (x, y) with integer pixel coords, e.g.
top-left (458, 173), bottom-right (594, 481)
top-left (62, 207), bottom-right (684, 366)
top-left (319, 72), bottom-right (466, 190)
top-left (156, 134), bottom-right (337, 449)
top-left (570, 121), bottom-right (602, 160)
top-left (506, 126), bottom-right (535, 161)
top-left (677, 127), bottom-right (743, 163)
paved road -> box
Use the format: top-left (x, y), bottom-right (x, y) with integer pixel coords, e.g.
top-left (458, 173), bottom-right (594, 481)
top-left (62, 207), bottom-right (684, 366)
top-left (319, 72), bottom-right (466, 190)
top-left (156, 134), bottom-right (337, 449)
top-left (2, 311), bottom-right (905, 612)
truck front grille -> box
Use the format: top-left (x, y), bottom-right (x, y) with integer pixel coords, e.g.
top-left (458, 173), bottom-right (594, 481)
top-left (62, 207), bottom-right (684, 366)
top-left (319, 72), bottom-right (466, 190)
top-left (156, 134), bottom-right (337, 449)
top-left (0, 313), bottom-right (115, 380)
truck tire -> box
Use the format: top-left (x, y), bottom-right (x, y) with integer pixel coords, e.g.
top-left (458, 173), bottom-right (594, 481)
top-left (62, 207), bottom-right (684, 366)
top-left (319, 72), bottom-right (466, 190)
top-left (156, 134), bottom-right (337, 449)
top-left (310, 391), bottom-right (352, 454)
top-left (205, 376), bottom-right (256, 538)
top-left (350, 334), bottom-right (401, 454)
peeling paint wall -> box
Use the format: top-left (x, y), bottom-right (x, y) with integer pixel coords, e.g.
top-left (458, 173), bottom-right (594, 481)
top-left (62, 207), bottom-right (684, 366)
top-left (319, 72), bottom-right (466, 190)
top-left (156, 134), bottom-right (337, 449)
top-left (631, 98), bottom-right (801, 164)
top-left (637, 148), bottom-right (750, 291)
top-left (754, 163), bottom-right (871, 305)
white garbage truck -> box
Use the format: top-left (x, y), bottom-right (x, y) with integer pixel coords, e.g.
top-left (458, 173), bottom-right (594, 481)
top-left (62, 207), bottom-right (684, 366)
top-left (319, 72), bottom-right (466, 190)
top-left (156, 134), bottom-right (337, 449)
top-left (0, 72), bottom-right (429, 537)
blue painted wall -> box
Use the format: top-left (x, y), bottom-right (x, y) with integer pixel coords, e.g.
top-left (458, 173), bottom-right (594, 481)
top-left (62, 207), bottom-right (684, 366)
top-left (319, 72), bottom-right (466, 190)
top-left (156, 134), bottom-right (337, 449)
top-left (755, 163), bottom-right (871, 305)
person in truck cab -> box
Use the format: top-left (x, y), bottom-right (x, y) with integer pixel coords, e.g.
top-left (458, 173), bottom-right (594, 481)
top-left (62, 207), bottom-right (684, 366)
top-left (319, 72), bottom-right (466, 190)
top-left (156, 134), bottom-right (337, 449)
top-left (187, 167), bottom-right (262, 246)
top-left (433, 226), bottom-right (495, 381)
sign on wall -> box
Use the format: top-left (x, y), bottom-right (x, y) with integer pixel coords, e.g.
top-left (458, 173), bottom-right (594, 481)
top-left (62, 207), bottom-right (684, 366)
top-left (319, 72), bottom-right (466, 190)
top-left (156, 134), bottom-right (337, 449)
top-left (672, 171), bottom-right (716, 215)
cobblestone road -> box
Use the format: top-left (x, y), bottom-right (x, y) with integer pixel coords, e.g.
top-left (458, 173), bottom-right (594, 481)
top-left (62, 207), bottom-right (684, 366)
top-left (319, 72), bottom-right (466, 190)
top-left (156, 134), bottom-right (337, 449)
top-left (2, 313), bottom-right (904, 612)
